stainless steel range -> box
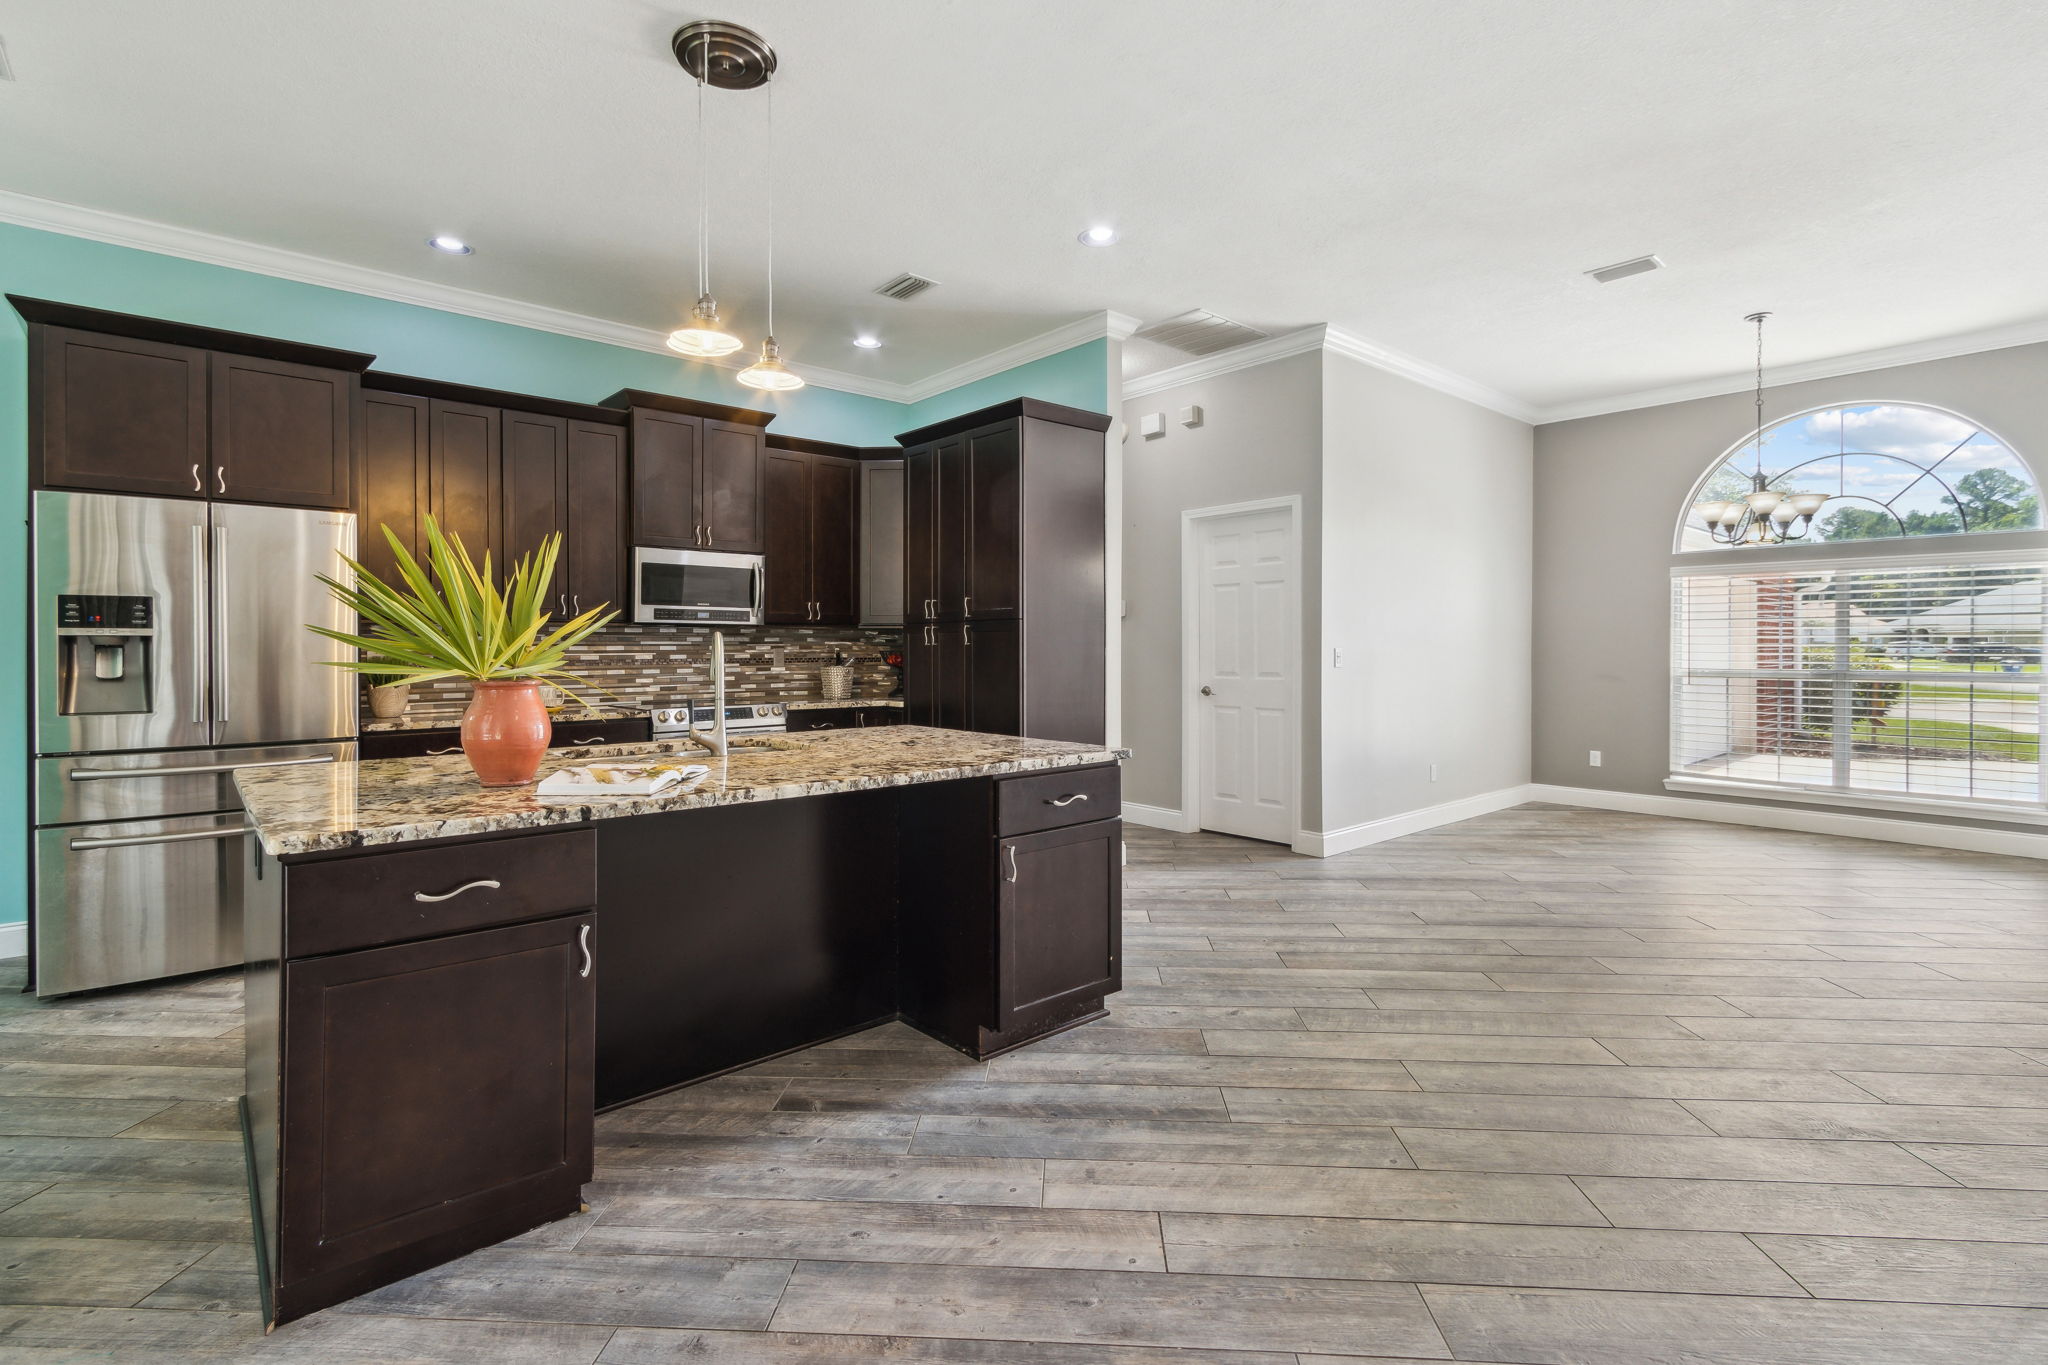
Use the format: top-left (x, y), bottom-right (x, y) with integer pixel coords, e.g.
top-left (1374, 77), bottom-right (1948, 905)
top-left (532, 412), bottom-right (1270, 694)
top-left (650, 700), bottom-right (786, 740)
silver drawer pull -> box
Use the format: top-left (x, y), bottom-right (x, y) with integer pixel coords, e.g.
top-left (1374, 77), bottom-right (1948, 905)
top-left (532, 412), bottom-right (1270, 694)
top-left (565, 738), bottom-right (604, 746)
top-left (578, 923), bottom-right (593, 978)
top-left (1045, 793), bottom-right (1089, 807)
top-left (424, 746), bottom-right (462, 756)
top-left (1003, 843), bottom-right (1018, 883)
top-left (71, 754), bottom-right (335, 781)
top-left (69, 824), bottom-right (252, 852)
top-left (413, 878), bottom-right (501, 903)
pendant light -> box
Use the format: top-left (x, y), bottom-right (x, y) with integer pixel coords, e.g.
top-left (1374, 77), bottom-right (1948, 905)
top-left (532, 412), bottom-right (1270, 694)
top-left (737, 79), bottom-right (804, 392)
top-left (1693, 312), bottom-right (1829, 545)
top-left (666, 57), bottom-right (743, 359)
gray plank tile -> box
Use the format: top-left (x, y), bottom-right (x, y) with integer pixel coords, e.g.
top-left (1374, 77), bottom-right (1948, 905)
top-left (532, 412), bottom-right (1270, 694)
top-left (1200, 1029), bottom-right (1622, 1065)
top-left (1901, 1143), bottom-right (2048, 1190)
top-left (1161, 1211), bottom-right (1804, 1295)
top-left (1487, 972), bottom-right (1857, 997)
top-left (0, 1304), bottom-right (260, 1356)
top-left (1716, 995), bottom-right (2048, 1024)
top-left (1398, 1125), bottom-right (1960, 1184)
top-left (1405, 1060), bottom-right (1907, 1101)
top-left (0, 1184), bottom-right (248, 1241)
top-left (0, 1236), bottom-right (210, 1307)
top-left (1295, 1007), bottom-right (1703, 1038)
top-left (339, 1248), bottom-right (795, 1329)
top-left (1835, 1070), bottom-right (2048, 1107)
top-left (908, 1115), bottom-right (1413, 1168)
top-left (1576, 1175), bottom-right (2048, 1242)
top-left (601, 1328), bottom-right (1297, 1364)
top-left (0, 1134), bottom-right (244, 1187)
top-left (0, 1095), bottom-right (171, 1138)
top-left (1224, 1086), bottom-right (1715, 1135)
top-left (775, 1079), bottom-right (1230, 1121)
top-left (0, 1062), bottom-right (241, 1102)
top-left (767, 1260), bottom-right (1451, 1357)
top-left (1601, 1039), bottom-right (2048, 1075)
top-left (1421, 1283), bottom-right (2048, 1363)
top-left (1105, 1006), bottom-right (1303, 1030)
top-left (984, 1052), bottom-right (1417, 1091)
top-left (136, 1242), bottom-right (259, 1312)
top-left (1686, 1100), bottom-right (2048, 1144)
top-left (1676, 1016), bottom-right (2048, 1046)
top-left (595, 1109), bottom-right (917, 1154)
top-left (582, 1195), bottom-right (1164, 1270)
top-left (255, 1312), bottom-right (616, 1361)
top-left (1044, 1158), bottom-right (1604, 1225)
top-left (1754, 1233), bottom-right (2048, 1308)
top-left (1368, 989), bottom-right (1748, 1016)
top-left (1159, 966), bottom-right (1506, 991)
top-left (591, 1150), bottom-right (1044, 1206)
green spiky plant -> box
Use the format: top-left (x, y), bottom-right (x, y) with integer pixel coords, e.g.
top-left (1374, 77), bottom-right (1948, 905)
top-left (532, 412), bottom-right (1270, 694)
top-left (309, 515), bottom-right (616, 703)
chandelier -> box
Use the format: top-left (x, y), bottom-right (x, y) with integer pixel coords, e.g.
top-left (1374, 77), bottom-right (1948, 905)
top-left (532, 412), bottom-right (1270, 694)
top-left (1693, 312), bottom-right (1828, 544)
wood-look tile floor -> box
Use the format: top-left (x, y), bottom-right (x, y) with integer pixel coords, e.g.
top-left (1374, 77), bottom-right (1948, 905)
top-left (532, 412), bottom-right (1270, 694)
top-left (7, 803), bottom-right (2048, 1361)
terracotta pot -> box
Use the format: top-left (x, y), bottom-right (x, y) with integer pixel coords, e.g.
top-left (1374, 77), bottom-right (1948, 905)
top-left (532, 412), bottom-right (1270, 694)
top-left (367, 683), bottom-right (411, 719)
top-left (460, 680), bottom-right (552, 786)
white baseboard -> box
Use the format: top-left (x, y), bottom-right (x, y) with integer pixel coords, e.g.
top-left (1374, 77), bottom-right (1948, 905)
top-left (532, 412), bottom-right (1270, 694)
top-left (1122, 802), bottom-right (1198, 833)
top-left (1294, 785), bottom-right (1538, 857)
top-left (1526, 783), bottom-right (2048, 861)
top-left (0, 922), bottom-right (24, 961)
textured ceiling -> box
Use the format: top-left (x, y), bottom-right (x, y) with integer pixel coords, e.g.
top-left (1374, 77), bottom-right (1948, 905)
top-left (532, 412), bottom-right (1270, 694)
top-left (2, 0), bottom-right (2044, 411)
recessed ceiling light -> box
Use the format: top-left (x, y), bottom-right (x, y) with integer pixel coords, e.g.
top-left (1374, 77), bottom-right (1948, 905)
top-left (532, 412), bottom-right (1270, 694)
top-left (852, 335), bottom-right (882, 350)
top-left (1078, 225), bottom-right (1119, 246)
top-left (427, 235), bottom-right (474, 255)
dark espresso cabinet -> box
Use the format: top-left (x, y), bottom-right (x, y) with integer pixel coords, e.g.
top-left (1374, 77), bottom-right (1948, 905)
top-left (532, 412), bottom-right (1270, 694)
top-left (900, 400), bottom-right (1110, 744)
top-left (21, 301), bottom-right (369, 506)
top-left (426, 400), bottom-right (500, 565)
top-left (564, 421), bottom-right (627, 615)
top-left (609, 391), bottom-right (771, 554)
top-left (500, 410), bottom-right (568, 572)
top-left (785, 706), bottom-right (902, 732)
top-left (997, 819), bottom-right (1121, 1027)
top-left (356, 391), bottom-right (429, 584)
top-left (210, 353), bottom-right (354, 509)
top-left (763, 437), bottom-right (858, 625)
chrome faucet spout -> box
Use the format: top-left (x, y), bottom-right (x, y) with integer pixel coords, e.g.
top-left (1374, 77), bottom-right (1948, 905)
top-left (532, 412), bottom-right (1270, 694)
top-left (687, 629), bottom-right (729, 755)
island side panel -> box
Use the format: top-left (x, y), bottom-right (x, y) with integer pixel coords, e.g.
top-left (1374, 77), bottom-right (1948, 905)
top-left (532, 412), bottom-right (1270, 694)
top-left (594, 789), bottom-right (901, 1109)
top-left (241, 841), bottom-right (284, 1319)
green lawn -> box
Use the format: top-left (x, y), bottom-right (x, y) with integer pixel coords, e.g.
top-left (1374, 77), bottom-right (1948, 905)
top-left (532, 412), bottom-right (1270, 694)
top-left (1847, 716), bottom-right (2040, 762)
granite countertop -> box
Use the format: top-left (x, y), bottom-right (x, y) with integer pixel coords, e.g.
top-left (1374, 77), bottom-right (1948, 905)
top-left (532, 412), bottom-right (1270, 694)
top-left (784, 698), bottom-right (904, 710)
top-left (238, 726), bottom-right (1127, 857)
top-left (360, 706), bottom-right (649, 734)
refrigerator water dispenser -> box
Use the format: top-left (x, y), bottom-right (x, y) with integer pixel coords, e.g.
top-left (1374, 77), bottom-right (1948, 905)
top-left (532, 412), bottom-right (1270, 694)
top-left (55, 594), bottom-right (154, 715)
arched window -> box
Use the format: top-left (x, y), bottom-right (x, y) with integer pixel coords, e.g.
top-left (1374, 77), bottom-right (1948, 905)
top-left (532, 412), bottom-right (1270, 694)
top-left (1678, 402), bottom-right (2039, 552)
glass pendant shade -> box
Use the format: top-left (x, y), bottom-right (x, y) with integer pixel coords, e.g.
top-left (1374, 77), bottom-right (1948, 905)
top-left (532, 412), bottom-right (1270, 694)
top-left (1696, 501), bottom-right (1732, 526)
top-left (736, 336), bottom-right (804, 392)
top-left (667, 294), bottom-right (744, 358)
top-left (1743, 488), bottom-right (1784, 515)
top-left (1786, 492), bottom-right (1830, 516)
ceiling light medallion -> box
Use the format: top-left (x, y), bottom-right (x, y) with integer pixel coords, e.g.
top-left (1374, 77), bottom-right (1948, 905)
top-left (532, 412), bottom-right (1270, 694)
top-left (1694, 312), bottom-right (1828, 546)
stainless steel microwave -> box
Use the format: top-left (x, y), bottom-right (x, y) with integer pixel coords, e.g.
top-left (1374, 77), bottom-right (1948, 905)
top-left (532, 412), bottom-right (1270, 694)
top-left (631, 547), bottom-right (764, 625)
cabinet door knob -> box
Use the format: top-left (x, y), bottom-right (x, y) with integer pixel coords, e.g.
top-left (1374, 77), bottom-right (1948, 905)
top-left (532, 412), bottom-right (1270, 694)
top-left (578, 922), bottom-right (593, 979)
top-left (413, 878), bottom-right (501, 903)
top-left (1046, 793), bottom-right (1090, 807)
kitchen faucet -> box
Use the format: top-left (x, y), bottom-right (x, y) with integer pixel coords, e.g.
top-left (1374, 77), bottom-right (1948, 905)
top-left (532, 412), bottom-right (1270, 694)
top-left (687, 629), bottom-right (729, 756)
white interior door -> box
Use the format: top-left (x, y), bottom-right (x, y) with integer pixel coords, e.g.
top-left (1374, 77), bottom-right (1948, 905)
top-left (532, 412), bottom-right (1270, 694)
top-left (1195, 506), bottom-right (1297, 843)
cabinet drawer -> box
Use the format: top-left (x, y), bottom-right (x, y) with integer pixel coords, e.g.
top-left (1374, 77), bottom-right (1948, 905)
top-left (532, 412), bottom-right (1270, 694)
top-left (552, 718), bottom-right (653, 749)
top-left (996, 763), bottom-right (1121, 837)
top-left (286, 829), bottom-right (596, 957)
top-left (358, 728), bottom-right (464, 761)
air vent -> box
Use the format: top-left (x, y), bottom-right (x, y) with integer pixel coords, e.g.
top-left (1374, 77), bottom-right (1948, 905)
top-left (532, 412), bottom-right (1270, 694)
top-left (1585, 254), bottom-right (1664, 284)
top-left (873, 272), bottom-right (939, 301)
top-left (1131, 309), bottom-right (1270, 356)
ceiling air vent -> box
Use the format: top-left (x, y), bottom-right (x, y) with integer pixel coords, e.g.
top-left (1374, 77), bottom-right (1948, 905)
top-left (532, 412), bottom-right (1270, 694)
top-left (1131, 309), bottom-right (1270, 356)
top-left (1585, 254), bottom-right (1664, 284)
top-left (873, 272), bottom-right (939, 301)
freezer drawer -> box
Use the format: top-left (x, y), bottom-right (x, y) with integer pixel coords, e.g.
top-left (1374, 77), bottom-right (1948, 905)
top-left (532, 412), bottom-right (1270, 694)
top-left (34, 812), bottom-right (253, 997)
top-left (36, 742), bottom-right (353, 827)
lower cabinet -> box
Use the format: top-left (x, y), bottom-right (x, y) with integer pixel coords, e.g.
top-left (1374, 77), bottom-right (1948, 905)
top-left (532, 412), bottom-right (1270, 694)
top-left (997, 820), bottom-right (1121, 1028)
top-left (277, 915), bottom-right (593, 1294)
top-left (786, 706), bottom-right (904, 732)
top-left (358, 716), bottom-right (652, 761)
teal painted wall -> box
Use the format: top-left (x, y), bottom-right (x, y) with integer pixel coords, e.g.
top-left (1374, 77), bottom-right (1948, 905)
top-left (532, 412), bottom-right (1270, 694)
top-left (0, 223), bottom-right (1111, 936)
top-left (902, 339), bottom-right (1109, 431)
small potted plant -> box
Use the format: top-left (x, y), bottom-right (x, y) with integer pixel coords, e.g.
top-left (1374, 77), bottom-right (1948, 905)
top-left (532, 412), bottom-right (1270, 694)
top-left (310, 515), bottom-right (615, 786)
top-left (363, 655), bottom-right (413, 720)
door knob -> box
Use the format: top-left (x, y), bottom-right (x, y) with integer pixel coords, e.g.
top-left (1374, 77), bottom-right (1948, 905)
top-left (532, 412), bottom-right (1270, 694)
top-left (1200, 686), bottom-right (1213, 696)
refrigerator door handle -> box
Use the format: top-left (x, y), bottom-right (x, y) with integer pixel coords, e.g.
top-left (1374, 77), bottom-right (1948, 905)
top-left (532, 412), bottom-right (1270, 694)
top-left (70, 754), bottom-right (337, 782)
top-left (68, 824), bottom-right (253, 852)
top-left (213, 525), bottom-right (229, 726)
top-left (191, 524), bottom-right (208, 725)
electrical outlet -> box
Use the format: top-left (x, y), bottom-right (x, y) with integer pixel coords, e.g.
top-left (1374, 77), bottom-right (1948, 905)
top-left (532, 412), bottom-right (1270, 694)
top-left (1588, 750), bottom-right (1603, 767)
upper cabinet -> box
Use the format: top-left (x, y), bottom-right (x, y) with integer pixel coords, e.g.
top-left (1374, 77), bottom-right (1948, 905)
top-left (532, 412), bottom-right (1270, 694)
top-left (860, 457), bottom-right (906, 627)
top-left (762, 437), bottom-right (859, 626)
top-left (210, 353), bottom-right (354, 508)
top-left (17, 297), bottom-right (372, 508)
top-left (607, 390), bottom-right (772, 555)
top-left (356, 391), bottom-right (429, 585)
top-left (564, 422), bottom-right (627, 618)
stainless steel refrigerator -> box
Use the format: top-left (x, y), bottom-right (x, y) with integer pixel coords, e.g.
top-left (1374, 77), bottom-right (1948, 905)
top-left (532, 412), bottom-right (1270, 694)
top-left (31, 491), bottom-right (356, 996)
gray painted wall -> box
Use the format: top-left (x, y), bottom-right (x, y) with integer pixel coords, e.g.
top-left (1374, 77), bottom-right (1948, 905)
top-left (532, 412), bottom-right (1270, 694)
top-left (1120, 352), bottom-right (1324, 825)
top-left (1322, 353), bottom-right (1534, 832)
top-left (1533, 340), bottom-right (2048, 834)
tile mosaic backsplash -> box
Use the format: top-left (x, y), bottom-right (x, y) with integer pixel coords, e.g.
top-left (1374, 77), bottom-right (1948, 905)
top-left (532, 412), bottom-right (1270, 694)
top-left (367, 623), bottom-right (906, 724)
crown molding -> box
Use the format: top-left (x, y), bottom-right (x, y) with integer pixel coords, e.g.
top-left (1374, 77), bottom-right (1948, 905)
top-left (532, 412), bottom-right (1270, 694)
top-left (1119, 324), bottom-right (1331, 399)
top-left (1533, 316), bottom-right (2048, 425)
top-left (1105, 310), bottom-right (1142, 341)
top-left (1322, 325), bottom-right (1540, 423)
top-left (896, 310), bottom-right (1131, 405)
top-left (0, 188), bottom-right (1118, 409)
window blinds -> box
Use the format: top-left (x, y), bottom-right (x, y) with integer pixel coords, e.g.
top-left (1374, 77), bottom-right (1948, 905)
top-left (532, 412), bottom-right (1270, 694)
top-left (1672, 561), bottom-right (2046, 810)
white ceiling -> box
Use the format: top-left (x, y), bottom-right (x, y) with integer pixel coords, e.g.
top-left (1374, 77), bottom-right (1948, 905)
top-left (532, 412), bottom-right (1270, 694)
top-left (3, 0), bottom-right (2045, 416)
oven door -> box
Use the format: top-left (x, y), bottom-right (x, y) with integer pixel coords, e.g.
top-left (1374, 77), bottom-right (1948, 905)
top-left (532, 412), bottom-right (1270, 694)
top-left (633, 548), bottom-right (763, 625)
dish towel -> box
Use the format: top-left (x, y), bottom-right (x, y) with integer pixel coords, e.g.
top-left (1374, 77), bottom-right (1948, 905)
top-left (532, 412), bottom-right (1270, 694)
top-left (535, 761), bottom-right (709, 797)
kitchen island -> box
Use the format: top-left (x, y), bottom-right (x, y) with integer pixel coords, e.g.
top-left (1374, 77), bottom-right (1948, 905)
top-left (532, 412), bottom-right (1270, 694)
top-left (234, 726), bottom-right (1124, 1326)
